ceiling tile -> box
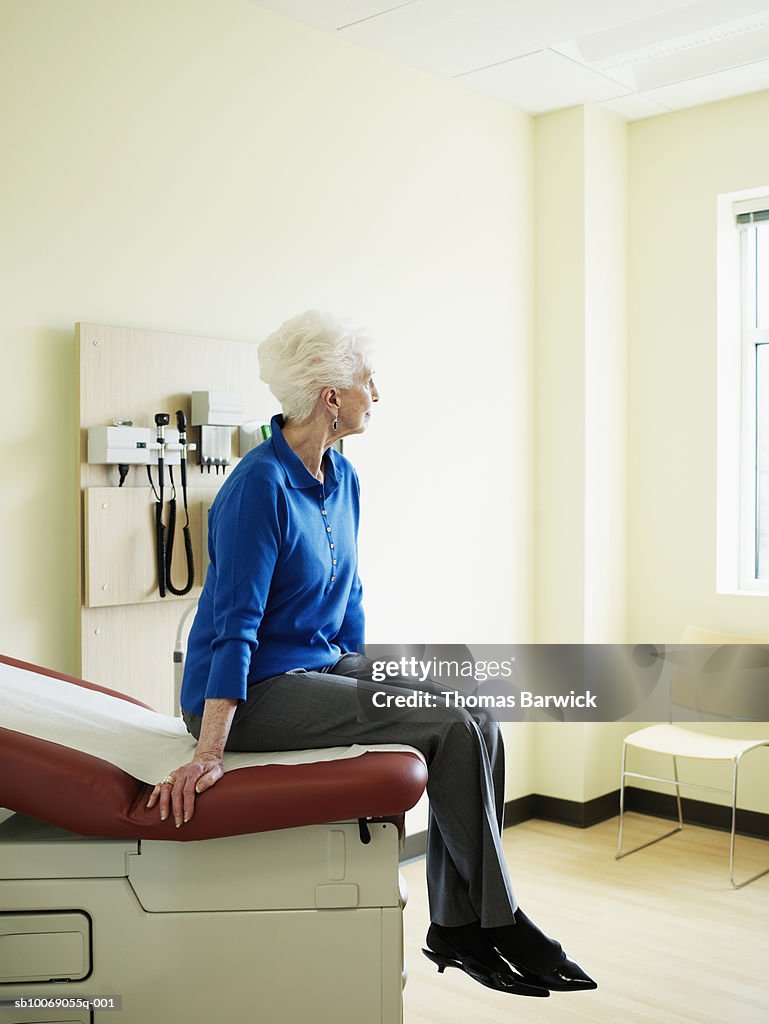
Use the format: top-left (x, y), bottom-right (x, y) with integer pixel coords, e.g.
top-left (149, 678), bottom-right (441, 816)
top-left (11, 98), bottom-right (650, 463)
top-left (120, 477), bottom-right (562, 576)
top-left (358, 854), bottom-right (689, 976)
top-left (448, 0), bottom-right (702, 48)
top-left (599, 94), bottom-right (672, 120)
top-left (457, 49), bottom-right (630, 114)
top-left (248, 0), bottom-right (769, 121)
top-left (546, 40), bottom-right (637, 92)
top-left (247, 1), bottom-right (420, 32)
top-left (339, 0), bottom-right (537, 78)
top-left (641, 55), bottom-right (769, 110)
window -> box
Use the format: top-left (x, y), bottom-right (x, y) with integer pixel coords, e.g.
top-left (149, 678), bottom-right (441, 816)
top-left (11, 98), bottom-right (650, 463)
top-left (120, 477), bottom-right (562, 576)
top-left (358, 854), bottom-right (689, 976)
top-left (738, 209), bottom-right (769, 588)
top-left (716, 193), bottom-right (769, 595)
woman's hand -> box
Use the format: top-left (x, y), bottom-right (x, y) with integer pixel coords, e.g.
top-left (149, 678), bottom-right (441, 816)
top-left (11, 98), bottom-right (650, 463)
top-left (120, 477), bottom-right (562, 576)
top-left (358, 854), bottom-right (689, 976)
top-left (148, 697), bottom-right (237, 826)
top-left (146, 752), bottom-right (224, 827)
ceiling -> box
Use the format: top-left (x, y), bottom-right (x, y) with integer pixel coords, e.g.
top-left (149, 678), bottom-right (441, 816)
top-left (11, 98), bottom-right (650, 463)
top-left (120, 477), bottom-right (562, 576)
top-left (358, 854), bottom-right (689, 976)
top-left (246, 0), bottom-right (769, 120)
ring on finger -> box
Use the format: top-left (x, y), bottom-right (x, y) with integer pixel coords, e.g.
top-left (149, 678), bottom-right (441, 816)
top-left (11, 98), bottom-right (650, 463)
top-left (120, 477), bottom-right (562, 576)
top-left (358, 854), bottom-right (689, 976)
top-left (161, 775), bottom-right (176, 786)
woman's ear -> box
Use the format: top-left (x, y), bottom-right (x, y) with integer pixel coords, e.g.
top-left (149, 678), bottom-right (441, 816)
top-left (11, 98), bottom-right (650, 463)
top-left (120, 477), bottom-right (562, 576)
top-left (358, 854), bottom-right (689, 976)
top-left (320, 385), bottom-right (341, 415)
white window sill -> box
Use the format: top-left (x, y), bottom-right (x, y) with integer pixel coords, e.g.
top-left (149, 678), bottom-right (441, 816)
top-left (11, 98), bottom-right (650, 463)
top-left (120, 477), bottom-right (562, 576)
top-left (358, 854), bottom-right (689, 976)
top-left (717, 588), bottom-right (769, 597)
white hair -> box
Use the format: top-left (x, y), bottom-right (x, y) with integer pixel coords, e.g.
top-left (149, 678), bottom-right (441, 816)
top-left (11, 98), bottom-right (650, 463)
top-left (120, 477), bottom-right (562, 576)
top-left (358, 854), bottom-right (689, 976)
top-left (258, 309), bottom-right (374, 423)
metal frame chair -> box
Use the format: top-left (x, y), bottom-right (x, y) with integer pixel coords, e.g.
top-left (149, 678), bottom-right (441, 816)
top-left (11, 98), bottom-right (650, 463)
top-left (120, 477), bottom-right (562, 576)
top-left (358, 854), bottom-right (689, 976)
top-left (615, 626), bottom-right (769, 888)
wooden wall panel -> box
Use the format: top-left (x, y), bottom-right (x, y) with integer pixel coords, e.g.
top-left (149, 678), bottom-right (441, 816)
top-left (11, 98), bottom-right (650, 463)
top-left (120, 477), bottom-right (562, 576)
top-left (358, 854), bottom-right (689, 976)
top-left (77, 322), bottom-right (266, 707)
top-left (83, 486), bottom-right (218, 608)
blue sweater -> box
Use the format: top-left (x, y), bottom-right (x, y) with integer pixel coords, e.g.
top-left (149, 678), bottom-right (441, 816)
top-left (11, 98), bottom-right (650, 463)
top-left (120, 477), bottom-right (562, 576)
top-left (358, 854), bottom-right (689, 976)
top-left (180, 415), bottom-right (365, 716)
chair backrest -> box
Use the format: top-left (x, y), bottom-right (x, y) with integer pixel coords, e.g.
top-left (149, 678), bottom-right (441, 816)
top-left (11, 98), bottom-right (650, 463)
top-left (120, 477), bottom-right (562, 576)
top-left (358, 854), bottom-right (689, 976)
top-left (670, 626), bottom-right (769, 722)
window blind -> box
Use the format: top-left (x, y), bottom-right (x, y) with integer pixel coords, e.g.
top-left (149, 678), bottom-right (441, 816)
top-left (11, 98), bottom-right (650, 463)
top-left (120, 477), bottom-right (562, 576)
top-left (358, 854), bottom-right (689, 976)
top-left (737, 209), bottom-right (769, 225)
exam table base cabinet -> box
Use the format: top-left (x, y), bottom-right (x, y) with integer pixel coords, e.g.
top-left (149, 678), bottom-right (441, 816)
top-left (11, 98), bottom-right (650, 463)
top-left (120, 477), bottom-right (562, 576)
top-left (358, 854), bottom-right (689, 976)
top-left (0, 817), bottom-right (406, 1024)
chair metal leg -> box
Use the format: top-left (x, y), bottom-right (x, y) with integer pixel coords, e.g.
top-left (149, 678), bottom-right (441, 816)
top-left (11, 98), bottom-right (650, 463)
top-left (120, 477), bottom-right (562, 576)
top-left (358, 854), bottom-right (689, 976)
top-left (729, 754), bottom-right (769, 889)
top-left (615, 746), bottom-right (684, 861)
top-left (672, 755), bottom-right (684, 830)
top-left (616, 743), bottom-right (628, 858)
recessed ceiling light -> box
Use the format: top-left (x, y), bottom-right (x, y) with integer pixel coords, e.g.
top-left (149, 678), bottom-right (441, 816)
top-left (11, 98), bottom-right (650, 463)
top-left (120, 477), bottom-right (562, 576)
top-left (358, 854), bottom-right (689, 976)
top-left (585, 12), bottom-right (769, 71)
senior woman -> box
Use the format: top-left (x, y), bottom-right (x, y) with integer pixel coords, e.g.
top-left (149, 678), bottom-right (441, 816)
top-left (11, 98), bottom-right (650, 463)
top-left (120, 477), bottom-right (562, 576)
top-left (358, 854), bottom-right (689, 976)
top-left (147, 310), bottom-right (596, 999)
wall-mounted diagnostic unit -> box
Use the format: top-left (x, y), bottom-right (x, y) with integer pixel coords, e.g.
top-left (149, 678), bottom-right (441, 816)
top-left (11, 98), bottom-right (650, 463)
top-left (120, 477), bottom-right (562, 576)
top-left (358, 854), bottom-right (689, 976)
top-left (77, 319), bottom-right (268, 710)
top-left (88, 423), bottom-right (197, 466)
top-left (191, 390), bottom-right (244, 474)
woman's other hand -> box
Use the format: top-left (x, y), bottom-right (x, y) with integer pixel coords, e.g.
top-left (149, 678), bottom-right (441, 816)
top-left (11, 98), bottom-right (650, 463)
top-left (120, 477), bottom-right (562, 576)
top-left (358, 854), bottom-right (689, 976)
top-left (146, 753), bottom-right (224, 827)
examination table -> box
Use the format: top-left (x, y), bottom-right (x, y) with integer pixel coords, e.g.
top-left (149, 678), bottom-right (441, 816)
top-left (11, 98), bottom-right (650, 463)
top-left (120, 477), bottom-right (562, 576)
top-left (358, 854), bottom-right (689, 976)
top-left (0, 655), bottom-right (428, 1024)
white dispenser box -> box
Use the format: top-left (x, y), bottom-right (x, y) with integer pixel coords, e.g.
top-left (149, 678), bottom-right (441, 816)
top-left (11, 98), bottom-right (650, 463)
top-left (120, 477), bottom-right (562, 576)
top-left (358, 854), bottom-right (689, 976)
top-left (191, 391), bottom-right (244, 427)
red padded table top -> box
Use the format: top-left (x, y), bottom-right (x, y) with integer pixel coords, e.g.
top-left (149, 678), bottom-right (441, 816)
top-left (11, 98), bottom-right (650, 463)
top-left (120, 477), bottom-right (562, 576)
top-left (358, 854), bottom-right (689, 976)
top-left (0, 655), bottom-right (427, 842)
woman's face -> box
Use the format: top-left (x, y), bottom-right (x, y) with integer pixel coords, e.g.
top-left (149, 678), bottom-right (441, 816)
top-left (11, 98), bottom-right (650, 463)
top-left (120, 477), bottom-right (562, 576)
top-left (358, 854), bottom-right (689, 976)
top-left (338, 366), bottom-right (379, 435)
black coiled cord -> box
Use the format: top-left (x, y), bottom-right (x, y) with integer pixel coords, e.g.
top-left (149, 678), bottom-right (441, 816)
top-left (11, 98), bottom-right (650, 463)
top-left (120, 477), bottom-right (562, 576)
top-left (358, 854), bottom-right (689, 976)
top-left (165, 495), bottom-right (195, 596)
top-left (148, 464), bottom-right (195, 597)
top-left (147, 465), bottom-right (167, 598)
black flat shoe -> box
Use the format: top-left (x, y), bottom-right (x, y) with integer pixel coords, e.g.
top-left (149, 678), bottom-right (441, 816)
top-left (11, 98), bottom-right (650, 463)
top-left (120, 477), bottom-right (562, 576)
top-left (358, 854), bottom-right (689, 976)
top-left (486, 909), bottom-right (598, 993)
top-left (423, 924), bottom-right (549, 998)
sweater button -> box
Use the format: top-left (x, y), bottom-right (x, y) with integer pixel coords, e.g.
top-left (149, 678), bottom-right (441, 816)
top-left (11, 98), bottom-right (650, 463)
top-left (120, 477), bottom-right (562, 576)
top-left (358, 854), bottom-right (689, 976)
top-left (330, 576), bottom-right (336, 582)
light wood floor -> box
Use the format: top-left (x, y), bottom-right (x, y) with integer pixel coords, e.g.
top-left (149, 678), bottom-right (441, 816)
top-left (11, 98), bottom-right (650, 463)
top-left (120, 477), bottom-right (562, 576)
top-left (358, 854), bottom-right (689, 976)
top-left (401, 814), bottom-right (769, 1024)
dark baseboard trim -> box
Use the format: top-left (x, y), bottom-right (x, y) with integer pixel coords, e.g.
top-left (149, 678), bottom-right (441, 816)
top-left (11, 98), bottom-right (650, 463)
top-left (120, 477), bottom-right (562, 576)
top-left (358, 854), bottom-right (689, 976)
top-left (399, 787), bottom-right (769, 862)
top-left (503, 791), bottom-right (619, 830)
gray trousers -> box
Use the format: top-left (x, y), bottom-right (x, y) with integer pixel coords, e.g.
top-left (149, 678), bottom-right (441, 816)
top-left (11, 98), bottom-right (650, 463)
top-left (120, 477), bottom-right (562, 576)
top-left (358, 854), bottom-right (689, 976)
top-left (183, 653), bottom-right (518, 928)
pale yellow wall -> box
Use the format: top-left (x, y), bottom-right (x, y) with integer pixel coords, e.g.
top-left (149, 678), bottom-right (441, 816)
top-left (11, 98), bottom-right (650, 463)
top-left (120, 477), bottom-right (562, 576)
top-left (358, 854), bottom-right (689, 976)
top-left (628, 91), bottom-right (769, 641)
top-left (577, 109), bottom-right (629, 804)
top-left (534, 104), bottom-right (628, 649)
top-left (626, 92), bottom-right (769, 815)
top-left (533, 106), bottom-right (628, 802)
top-left (532, 107), bottom-right (590, 801)
top-left (0, 0), bottom-right (536, 833)
top-left (3, 0), bottom-right (768, 824)
top-left (532, 723), bottom-right (631, 805)
top-left (583, 105), bottom-right (628, 645)
top-left (534, 93), bottom-right (769, 811)
top-left (0, 0), bottom-right (534, 670)
top-left (534, 107), bottom-right (587, 644)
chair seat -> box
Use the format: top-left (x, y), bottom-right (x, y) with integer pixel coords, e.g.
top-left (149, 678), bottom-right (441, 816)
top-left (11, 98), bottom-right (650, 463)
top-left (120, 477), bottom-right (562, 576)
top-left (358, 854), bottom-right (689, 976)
top-left (625, 724), bottom-right (769, 760)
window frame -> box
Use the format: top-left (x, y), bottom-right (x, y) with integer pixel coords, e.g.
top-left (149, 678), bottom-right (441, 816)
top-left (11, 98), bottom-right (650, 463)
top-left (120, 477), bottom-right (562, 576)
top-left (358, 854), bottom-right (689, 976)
top-left (716, 191), bottom-right (769, 596)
